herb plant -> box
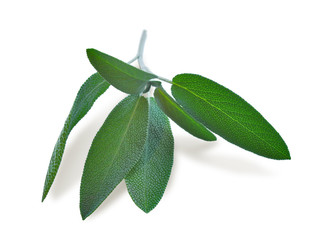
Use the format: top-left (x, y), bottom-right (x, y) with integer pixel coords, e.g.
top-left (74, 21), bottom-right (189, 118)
top-left (42, 31), bottom-right (290, 220)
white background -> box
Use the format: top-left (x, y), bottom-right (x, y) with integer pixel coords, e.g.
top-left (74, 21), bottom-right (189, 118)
top-left (1, 0), bottom-right (320, 239)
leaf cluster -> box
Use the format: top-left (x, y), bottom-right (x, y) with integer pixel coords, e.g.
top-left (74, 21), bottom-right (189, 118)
top-left (42, 33), bottom-right (290, 220)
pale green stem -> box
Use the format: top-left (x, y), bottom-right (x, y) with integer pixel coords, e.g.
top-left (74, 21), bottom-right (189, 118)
top-left (156, 76), bottom-right (173, 84)
top-left (137, 30), bottom-right (152, 73)
top-left (127, 55), bottom-right (138, 64)
top-left (131, 30), bottom-right (172, 84)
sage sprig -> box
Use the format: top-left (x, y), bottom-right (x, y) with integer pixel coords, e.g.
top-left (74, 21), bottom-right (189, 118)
top-left (42, 30), bottom-right (290, 219)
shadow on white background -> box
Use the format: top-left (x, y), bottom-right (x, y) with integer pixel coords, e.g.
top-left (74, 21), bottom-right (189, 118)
top-left (174, 134), bottom-right (274, 176)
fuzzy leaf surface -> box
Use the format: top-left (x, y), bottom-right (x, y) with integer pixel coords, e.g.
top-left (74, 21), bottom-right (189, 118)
top-left (172, 74), bottom-right (290, 159)
top-left (80, 95), bottom-right (149, 219)
top-left (154, 86), bottom-right (216, 141)
top-left (42, 73), bottom-right (110, 201)
top-left (86, 48), bottom-right (157, 94)
top-left (125, 98), bottom-right (174, 213)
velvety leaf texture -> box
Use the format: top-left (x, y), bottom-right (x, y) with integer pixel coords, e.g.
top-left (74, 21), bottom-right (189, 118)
top-left (42, 73), bottom-right (110, 201)
top-left (172, 74), bottom-right (290, 160)
top-left (154, 86), bottom-right (216, 141)
top-left (125, 98), bottom-right (174, 213)
top-left (86, 49), bottom-right (157, 94)
top-left (80, 95), bottom-right (149, 220)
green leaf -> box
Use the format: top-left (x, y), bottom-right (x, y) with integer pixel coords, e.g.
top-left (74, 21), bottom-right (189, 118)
top-left (42, 73), bottom-right (110, 201)
top-left (154, 86), bottom-right (216, 141)
top-left (172, 74), bottom-right (290, 160)
top-left (80, 95), bottom-right (149, 220)
top-left (125, 98), bottom-right (174, 213)
top-left (86, 48), bottom-right (157, 94)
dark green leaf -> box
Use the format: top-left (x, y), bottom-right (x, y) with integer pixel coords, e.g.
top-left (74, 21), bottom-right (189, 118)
top-left (42, 73), bottom-right (110, 201)
top-left (125, 98), bottom-right (174, 213)
top-left (172, 74), bottom-right (290, 159)
top-left (80, 95), bottom-right (149, 220)
top-left (154, 86), bottom-right (216, 141)
top-left (86, 48), bottom-right (157, 94)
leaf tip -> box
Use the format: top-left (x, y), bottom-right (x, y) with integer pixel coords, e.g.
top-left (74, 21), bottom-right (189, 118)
top-left (141, 205), bottom-right (154, 214)
top-left (81, 213), bottom-right (87, 221)
top-left (41, 188), bottom-right (48, 202)
top-left (80, 206), bottom-right (90, 220)
top-left (79, 196), bottom-right (90, 220)
top-left (207, 133), bottom-right (217, 142)
top-left (143, 209), bottom-right (152, 214)
top-left (270, 147), bottom-right (291, 160)
top-left (282, 149), bottom-right (291, 160)
top-left (79, 193), bottom-right (95, 220)
top-left (276, 143), bottom-right (291, 160)
top-left (86, 48), bottom-right (95, 57)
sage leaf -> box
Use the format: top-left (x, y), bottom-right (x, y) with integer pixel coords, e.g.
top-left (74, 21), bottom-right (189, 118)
top-left (154, 86), bottom-right (216, 141)
top-left (125, 98), bottom-right (174, 213)
top-left (80, 95), bottom-right (149, 220)
top-left (42, 73), bottom-right (110, 201)
top-left (86, 48), bottom-right (157, 94)
top-left (172, 74), bottom-right (290, 160)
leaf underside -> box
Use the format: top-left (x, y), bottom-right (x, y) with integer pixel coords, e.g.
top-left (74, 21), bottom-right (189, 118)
top-left (80, 95), bottom-right (149, 220)
top-left (172, 73), bottom-right (290, 160)
top-left (154, 86), bottom-right (216, 141)
top-left (42, 73), bottom-right (110, 201)
top-left (86, 48), bottom-right (157, 94)
top-left (125, 98), bottom-right (174, 213)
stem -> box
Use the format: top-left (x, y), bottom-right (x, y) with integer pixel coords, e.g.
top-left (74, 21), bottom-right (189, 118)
top-left (130, 30), bottom-right (173, 84)
top-left (137, 30), bottom-right (152, 73)
top-left (127, 55), bottom-right (138, 64)
top-left (157, 76), bottom-right (173, 84)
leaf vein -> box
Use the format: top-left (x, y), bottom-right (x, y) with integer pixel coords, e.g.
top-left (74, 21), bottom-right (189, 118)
top-left (173, 82), bottom-right (286, 157)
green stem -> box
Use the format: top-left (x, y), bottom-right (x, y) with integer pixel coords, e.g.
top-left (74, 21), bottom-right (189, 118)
top-left (157, 76), bottom-right (173, 84)
top-left (127, 55), bottom-right (138, 64)
top-left (131, 30), bottom-right (172, 84)
top-left (137, 30), bottom-right (152, 73)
